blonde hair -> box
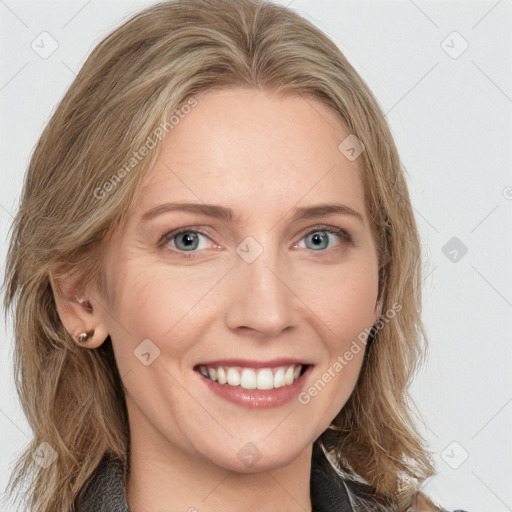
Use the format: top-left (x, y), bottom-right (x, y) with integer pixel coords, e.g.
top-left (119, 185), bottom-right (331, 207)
top-left (3, 0), bottom-right (434, 510)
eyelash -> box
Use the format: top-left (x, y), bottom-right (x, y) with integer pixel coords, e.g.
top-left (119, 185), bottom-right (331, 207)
top-left (158, 225), bottom-right (353, 260)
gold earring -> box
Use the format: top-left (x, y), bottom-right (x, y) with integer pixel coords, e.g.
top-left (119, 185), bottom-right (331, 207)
top-left (76, 330), bottom-right (94, 344)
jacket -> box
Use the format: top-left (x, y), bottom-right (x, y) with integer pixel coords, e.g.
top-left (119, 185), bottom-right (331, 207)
top-left (75, 441), bottom-right (466, 512)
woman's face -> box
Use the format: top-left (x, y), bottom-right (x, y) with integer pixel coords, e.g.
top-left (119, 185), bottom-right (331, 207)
top-left (97, 87), bottom-right (381, 472)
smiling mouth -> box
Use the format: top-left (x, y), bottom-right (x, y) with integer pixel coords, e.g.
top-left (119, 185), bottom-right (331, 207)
top-left (194, 364), bottom-right (310, 390)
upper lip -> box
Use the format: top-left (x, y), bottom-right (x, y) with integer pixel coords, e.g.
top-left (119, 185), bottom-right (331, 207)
top-left (194, 358), bottom-right (311, 369)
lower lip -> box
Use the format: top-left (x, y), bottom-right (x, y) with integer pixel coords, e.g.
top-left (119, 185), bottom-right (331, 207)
top-left (196, 366), bottom-right (314, 409)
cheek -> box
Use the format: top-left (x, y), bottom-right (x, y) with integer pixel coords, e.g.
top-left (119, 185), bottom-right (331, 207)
top-left (294, 258), bottom-right (379, 341)
top-left (105, 260), bottom-right (222, 356)
top-left (299, 263), bottom-right (377, 415)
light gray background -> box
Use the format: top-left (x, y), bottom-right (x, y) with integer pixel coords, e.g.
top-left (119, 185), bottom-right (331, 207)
top-left (1, 1), bottom-right (511, 510)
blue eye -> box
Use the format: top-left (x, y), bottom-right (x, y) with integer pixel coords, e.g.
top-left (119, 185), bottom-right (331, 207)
top-left (159, 225), bottom-right (352, 259)
top-left (160, 229), bottom-right (212, 258)
top-left (300, 228), bottom-right (352, 251)
top-left (305, 231), bottom-right (330, 250)
top-left (173, 231), bottom-right (202, 251)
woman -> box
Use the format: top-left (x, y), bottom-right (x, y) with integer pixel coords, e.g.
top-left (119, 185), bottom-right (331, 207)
top-left (3, 1), bottom-right (468, 511)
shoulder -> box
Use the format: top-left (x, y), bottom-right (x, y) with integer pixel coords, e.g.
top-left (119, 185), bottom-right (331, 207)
top-left (312, 441), bottom-right (470, 512)
top-left (311, 441), bottom-right (386, 511)
top-left (407, 490), bottom-right (471, 512)
top-left (342, 478), bottom-right (471, 512)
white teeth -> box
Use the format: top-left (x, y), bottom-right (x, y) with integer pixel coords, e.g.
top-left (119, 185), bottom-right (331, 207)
top-left (240, 368), bottom-right (257, 389)
top-left (273, 367), bottom-right (286, 388)
top-left (226, 367), bottom-right (241, 386)
top-left (285, 366), bottom-right (294, 386)
top-left (217, 366), bottom-right (227, 384)
top-left (256, 368), bottom-right (274, 390)
top-left (198, 364), bottom-right (304, 389)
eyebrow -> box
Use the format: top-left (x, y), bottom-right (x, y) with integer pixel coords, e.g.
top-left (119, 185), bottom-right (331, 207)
top-left (141, 202), bottom-right (363, 224)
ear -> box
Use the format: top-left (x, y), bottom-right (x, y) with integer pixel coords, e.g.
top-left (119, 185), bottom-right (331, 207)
top-left (49, 266), bottom-right (109, 349)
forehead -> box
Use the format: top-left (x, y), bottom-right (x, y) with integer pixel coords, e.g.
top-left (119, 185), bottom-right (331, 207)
top-left (138, 88), bottom-right (367, 219)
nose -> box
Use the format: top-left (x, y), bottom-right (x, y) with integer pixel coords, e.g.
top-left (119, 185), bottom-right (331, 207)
top-left (224, 243), bottom-right (298, 338)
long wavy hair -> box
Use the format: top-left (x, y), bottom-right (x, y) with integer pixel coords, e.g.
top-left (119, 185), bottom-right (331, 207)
top-left (3, 0), bottom-right (434, 510)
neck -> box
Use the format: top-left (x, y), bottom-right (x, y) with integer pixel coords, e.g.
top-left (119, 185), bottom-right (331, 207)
top-left (125, 401), bottom-right (313, 512)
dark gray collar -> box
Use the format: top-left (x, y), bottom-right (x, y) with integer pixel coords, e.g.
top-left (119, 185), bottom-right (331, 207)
top-left (76, 441), bottom-right (357, 512)
top-left (75, 453), bottom-right (129, 512)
